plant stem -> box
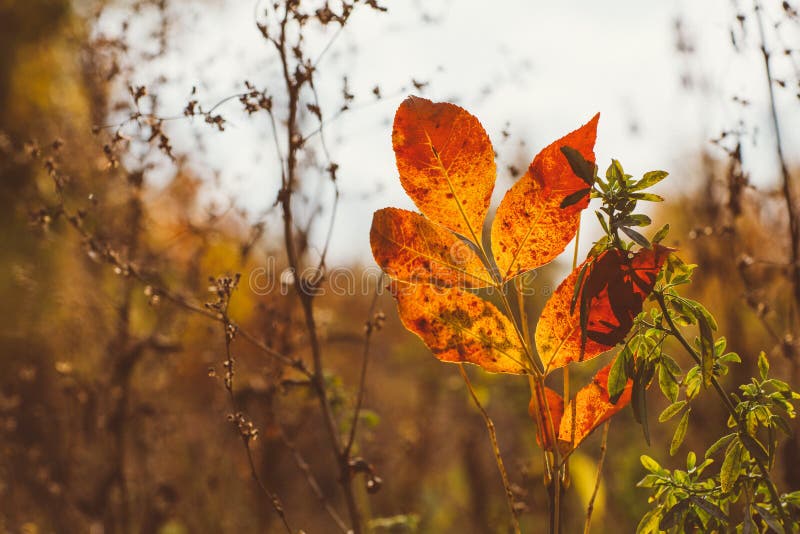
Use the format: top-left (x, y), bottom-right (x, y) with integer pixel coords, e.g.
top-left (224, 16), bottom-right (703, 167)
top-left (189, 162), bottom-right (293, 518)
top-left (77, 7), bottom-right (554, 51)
top-left (655, 291), bottom-right (790, 532)
top-left (753, 0), bottom-right (800, 319)
top-left (459, 364), bottom-right (522, 534)
top-left (273, 6), bottom-right (362, 529)
top-left (583, 421), bottom-right (610, 534)
top-left (508, 274), bottom-right (561, 533)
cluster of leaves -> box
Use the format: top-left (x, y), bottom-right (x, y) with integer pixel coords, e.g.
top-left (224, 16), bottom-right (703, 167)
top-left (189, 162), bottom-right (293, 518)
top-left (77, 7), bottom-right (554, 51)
top-left (637, 349), bottom-right (800, 533)
top-left (370, 97), bottom-right (800, 533)
top-left (574, 149), bottom-right (800, 532)
top-left (369, 97), bottom-right (692, 488)
top-left (618, 260), bottom-right (800, 532)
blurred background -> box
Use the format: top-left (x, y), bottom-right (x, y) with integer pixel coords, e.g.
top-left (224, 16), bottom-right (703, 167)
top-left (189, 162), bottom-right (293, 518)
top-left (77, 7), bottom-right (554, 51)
top-left (1, 0), bottom-right (798, 532)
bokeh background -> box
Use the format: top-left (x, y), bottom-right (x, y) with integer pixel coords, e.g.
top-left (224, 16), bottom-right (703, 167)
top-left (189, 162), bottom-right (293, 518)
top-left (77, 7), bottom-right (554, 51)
top-left (1, 0), bottom-right (799, 532)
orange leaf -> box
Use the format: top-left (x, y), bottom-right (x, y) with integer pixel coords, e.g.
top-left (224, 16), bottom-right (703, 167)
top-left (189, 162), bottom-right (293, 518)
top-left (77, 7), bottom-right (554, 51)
top-left (370, 208), bottom-right (492, 288)
top-left (391, 281), bottom-right (527, 374)
top-left (535, 245), bottom-right (670, 372)
top-left (491, 114), bottom-right (599, 281)
top-left (558, 361), bottom-right (632, 447)
top-left (392, 96), bottom-right (495, 243)
top-left (529, 387), bottom-right (564, 451)
top-left (535, 256), bottom-right (614, 372)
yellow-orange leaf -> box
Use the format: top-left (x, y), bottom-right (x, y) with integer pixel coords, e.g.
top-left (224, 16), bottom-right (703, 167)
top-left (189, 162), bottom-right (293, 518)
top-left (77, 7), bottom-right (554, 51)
top-left (558, 361), bottom-right (632, 447)
top-left (370, 208), bottom-right (492, 288)
top-left (535, 255), bottom-right (614, 373)
top-left (391, 281), bottom-right (527, 374)
top-left (529, 387), bottom-right (564, 451)
top-left (392, 96), bottom-right (495, 243)
top-left (491, 114), bottom-right (599, 281)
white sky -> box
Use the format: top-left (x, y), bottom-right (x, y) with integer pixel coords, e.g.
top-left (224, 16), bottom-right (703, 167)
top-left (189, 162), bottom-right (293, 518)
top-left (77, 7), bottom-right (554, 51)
top-left (101, 0), bottom-right (800, 266)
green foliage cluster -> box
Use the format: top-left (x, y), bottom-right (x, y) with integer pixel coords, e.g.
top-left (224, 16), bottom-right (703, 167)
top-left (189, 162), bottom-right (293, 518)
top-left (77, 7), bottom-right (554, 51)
top-left (578, 154), bottom-right (800, 533)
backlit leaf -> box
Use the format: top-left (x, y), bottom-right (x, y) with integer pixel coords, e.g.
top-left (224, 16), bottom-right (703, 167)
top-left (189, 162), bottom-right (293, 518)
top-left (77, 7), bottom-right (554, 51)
top-left (631, 170), bottom-right (669, 191)
top-left (491, 114), bottom-right (599, 281)
top-left (608, 345), bottom-right (631, 403)
top-left (660, 500), bottom-right (690, 531)
top-left (720, 440), bottom-right (743, 492)
top-left (535, 256), bottom-right (615, 372)
top-left (558, 362), bottom-right (632, 447)
top-left (529, 387), bottom-right (564, 451)
top-left (670, 409), bottom-right (690, 456)
top-left (392, 96), bottom-right (495, 242)
top-left (390, 281), bottom-right (528, 374)
top-left (535, 245), bottom-right (670, 372)
top-left (576, 245), bottom-right (672, 348)
top-left (370, 208), bottom-right (492, 288)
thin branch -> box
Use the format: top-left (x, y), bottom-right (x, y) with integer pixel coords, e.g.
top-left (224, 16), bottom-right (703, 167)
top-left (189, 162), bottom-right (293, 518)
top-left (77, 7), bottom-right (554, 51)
top-left (272, 4), bottom-right (363, 530)
top-left (458, 364), bottom-right (522, 534)
top-left (754, 0), bottom-right (800, 320)
top-left (278, 426), bottom-right (350, 533)
top-left (220, 295), bottom-right (293, 533)
top-left (344, 280), bottom-right (382, 457)
top-left (583, 421), bottom-right (610, 534)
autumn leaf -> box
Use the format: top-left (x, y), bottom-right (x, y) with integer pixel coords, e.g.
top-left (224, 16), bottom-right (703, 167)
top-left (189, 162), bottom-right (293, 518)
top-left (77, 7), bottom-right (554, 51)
top-left (577, 245), bottom-right (672, 347)
top-left (491, 113), bottom-right (599, 281)
top-left (391, 281), bottom-right (528, 374)
top-left (535, 256), bottom-right (615, 372)
top-left (392, 96), bottom-right (495, 244)
top-left (529, 386), bottom-right (564, 450)
top-left (535, 244), bottom-right (670, 372)
top-left (370, 208), bottom-right (493, 288)
top-left (558, 361), bottom-right (632, 447)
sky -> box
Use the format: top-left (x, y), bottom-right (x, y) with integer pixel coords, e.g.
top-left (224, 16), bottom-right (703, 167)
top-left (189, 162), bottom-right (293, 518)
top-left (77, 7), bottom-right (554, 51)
top-left (98, 0), bottom-right (800, 267)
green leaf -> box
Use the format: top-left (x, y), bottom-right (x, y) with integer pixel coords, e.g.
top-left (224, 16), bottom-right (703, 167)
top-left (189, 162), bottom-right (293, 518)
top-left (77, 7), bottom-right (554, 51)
top-left (720, 440), bottom-right (743, 492)
top-left (560, 146), bottom-right (596, 186)
top-left (594, 210), bottom-right (610, 234)
top-left (608, 351), bottom-right (630, 404)
top-left (739, 432), bottom-right (769, 464)
top-left (625, 214), bottom-right (653, 227)
top-left (632, 170), bottom-right (669, 191)
top-left (621, 226), bottom-right (651, 248)
top-left (670, 409), bottom-right (690, 456)
top-left (658, 364), bottom-right (680, 403)
top-left (689, 495), bottom-right (727, 522)
top-left (560, 187), bottom-right (592, 209)
top-left (607, 159), bottom-right (624, 185)
top-left (705, 433), bottom-right (735, 458)
top-left (698, 314), bottom-right (715, 388)
top-left (758, 351), bottom-right (770, 381)
top-left (633, 368), bottom-right (651, 445)
top-left (652, 223), bottom-right (670, 243)
top-left (685, 366), bottom-right (702, 400)
top-left (743, 507), bottom-right (758, 534)
top-left (640, 454), bottom-right (662, 473)
top-left (631, 192), bottom-right (664, 202)
top-left (636, 474), bottom-right (661, 488)
top-left (660, 354), bottom-right (681, 375)
top-left (686, 451), bottom-right (696, 470)
top-left (683, 298), bottom-right (718, 330)
top-left (718, 352), bottom-right (741, 364)
top-left (754, 504), bottom-right (783, 533)
top-left (659, 499), bottom-right (689, 530)
top-left (636, 507), bottom-right (662, 534)
top-left (783, 490), bottom-right (800, 507)
top-left (659, 400), bottom-right (687, 423)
